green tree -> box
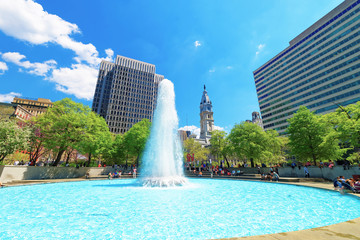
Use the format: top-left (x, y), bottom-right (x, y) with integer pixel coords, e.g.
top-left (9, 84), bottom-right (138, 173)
top-left (228, 122), bottom-right (267, 167)
top-left (77, 111), bottom-right (111, 166)
top-left (261, 130), bottom-right (287, 165)
top-left (123, 119), bottom-right (151, 166)
top-left (0, 120), bottom-right (30, 162)
top-left (209, 130), bottom-right (231, 167)
top-left (102, 133), bottom-right (127, 165)
top-left (287, 106), bottom-right (342, 165)
top-left (183, 138), bottom-right (210, 167)
top-left (35, 98), bottom-right (89, 166)
top-left (328, 101), bottom-right (360, 149)
top-left (26, 120), bottom-right (45, 164)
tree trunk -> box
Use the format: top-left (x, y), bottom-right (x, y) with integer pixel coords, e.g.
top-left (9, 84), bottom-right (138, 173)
top-left (86, 153), bottom-right (92, 167)
top-left (224, 156), bottom-right (230, 168)
top-left (312, 154), bottom-right (317, 166)
top-left (66, 151), bottom-right (71, 164)
top-left (250, 158), bottom-right (254, 168)
top-left (52, 149), bottom-right (65, 166)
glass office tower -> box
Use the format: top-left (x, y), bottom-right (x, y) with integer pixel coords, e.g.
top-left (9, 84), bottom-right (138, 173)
top-left (92, 55), bottom-right (164, 133)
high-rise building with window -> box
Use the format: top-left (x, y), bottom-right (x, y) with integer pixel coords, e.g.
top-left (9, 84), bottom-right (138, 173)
top-left (253, 0), bottom-right (360, 134)
top-left (92, 55), bottom-right (164, 134)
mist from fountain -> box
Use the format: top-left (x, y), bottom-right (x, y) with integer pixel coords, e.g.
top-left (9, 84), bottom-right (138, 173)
top-left (140, 79), bottom-right (187, 187)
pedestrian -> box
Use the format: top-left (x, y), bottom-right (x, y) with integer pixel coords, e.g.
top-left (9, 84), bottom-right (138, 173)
top-left (133, 168), bottom-right (137, 178)
top-left (304, 166), bottom-right (310, 178)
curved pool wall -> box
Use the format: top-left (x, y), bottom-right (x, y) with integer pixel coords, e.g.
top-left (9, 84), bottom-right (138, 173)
top-left (1, 179), bottom-right (360, 240)
top-left (140, 79), bottom-right (186, 187)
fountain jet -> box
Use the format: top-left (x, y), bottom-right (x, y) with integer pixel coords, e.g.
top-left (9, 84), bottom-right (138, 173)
top-left (140, 79), bottom-right (187, 187)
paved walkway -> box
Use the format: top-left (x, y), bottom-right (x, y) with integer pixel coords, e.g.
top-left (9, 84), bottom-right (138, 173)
top-left (2, 178), bottom-right (360, 240)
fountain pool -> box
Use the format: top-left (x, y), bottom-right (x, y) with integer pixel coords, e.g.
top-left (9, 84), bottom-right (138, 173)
top-left (1, 178), bottom-right (360, 239)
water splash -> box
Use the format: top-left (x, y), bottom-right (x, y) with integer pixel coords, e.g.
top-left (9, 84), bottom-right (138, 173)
top-left (140, 79), bottom-right (187, 187)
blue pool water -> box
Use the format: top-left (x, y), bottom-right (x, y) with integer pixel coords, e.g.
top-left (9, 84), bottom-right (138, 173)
top-left (1, 179), bottom-right (360, 239)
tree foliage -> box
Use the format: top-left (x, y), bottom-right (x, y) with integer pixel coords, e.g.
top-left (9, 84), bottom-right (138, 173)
top-left (328, 102), bottom-right (360, 149)
top-left (102, 133), bottom-right (127, 165)
top-left (228, 122), bottom-right (268, 167)
top-left (287, 106), bottom-right (343, 165)
top-left (0, 120), bottom-right (30, 162)
top-left (209, 130), bottom-right (232, 167)
top-left (34, 98), bottom-right (112, 166)
top-left (123, 119), bottom-right (151, 166)
top-left (26, 120), bottom-right (46, 164)
top-left (183, 138), bottom-right (210, 163)
top-left (77, 111), bottom-right (111, 166)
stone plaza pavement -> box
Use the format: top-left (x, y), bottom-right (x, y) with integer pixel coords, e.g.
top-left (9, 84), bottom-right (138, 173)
top-left (2, 178), bottom-right (360, 240)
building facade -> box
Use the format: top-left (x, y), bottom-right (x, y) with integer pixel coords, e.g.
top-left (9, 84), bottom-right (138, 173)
top-left (0, 102), bottom-right (33, 121)
top-left (92, 55), bottom-right (164, 134)
top-left (253, 0), bottom-right (360, 134)
top-left (178, 130), bottom-right (191, 143)
top-left (199, 85), bottom-right (214, 142)
top-left (252, 111), bottom-right (264, 129)
top-left (11, 97), bottom-right (52, 116)
top-left (245, 111), bottom-right (264, 129)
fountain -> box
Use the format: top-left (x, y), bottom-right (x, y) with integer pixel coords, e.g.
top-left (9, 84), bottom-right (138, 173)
top-left (2, 81), bottom-right (360, 240)
top-left (140, 79), bottom-right (187, 187)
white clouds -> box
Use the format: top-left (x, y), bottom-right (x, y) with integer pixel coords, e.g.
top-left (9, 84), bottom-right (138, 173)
top-left (213, 125), bottom-right (224, 131)
top-left (0, 0), bottom-right (79, 45)
top-left (0, 92), bottom-right (21, 102)
top-left (179, 125), bottom-right (199, 132)
top-left (0, 0), bottom-right (97, 65)
top-left (209, 69), bottom-right (215, 73)
top-left (0, 0), bottom-right (115, 100)
top-left (0, 61), bottom-right (8, 74)
top-left (179, 125), bottom-right (200, 139)
top-left (226, 66), bottom-right (233, 70)
top-left (194, 40), bottom-right (201, 48)
top-left (179, 125), bottom-right (224, 139)
top-left (2, 52), bottom-right (57, 76)
top-left (256, 44), bottom-right (266, 56)
top-left (50, 64), bottom-right (98, 100)
top-left (105, 48), bottom-right (114, 62)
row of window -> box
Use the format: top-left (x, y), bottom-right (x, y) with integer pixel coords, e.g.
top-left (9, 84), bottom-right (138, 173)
top-left (254, 2), bottom-right (360, 78)
top-left (259, 36), bottom-right (360, 101)
top-left (263, 78), bottom-right (360, 120)
top-left (268, 96), bottom-right (360, 134)
top-left (256, 9), bottom-right (360, 87)
top-left (108, 108), bottom-right (151, 116)
top-left (261, 69), bottom-right (360, 115)
top-left (259, 52), bottom-right (360, 106)
top-left (263, 87), bottom-right (360, 127)
top-left (257, 21), bottom-right (360, 93)
top-left (107, 115), bottom-right (150, 124)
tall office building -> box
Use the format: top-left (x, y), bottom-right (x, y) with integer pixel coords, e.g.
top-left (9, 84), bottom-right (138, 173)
top-left (253, 0), bottom-right (360, 134)
top-left (92, 55), bottom-right (164, 134)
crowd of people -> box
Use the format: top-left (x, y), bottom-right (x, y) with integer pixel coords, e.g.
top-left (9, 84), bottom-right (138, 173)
top-left (107, 164), bottom-right (137, 179)
top-left (333, 176), bottom-right (360, 194)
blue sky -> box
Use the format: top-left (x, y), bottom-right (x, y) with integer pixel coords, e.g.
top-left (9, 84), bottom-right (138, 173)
top-left (0, 0), bottom-right (342, 134)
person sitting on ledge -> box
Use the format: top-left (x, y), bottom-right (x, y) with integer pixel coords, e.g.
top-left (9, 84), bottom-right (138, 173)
top-left (333, 177), bottom-right (344, 194)
top-left (271, 171), bottom-right (279, 182)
